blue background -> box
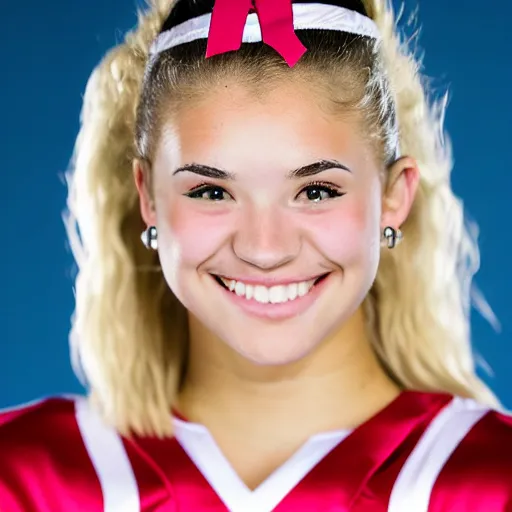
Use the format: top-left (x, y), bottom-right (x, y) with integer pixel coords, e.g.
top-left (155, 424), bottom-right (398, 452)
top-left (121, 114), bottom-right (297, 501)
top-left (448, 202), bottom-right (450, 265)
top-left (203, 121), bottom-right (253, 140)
top-left (1, 1), bottom-right (510, 408)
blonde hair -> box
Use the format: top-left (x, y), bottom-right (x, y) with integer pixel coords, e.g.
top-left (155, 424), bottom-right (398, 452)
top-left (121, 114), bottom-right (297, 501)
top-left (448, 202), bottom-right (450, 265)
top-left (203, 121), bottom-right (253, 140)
top-left (66, 0), bottom-right (499, 437)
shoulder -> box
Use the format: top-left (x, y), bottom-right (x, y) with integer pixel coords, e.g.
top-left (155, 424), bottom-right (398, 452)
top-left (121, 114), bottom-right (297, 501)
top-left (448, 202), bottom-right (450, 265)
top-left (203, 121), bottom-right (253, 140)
top-left (389, 394), bottom-right (512, 511)
top-left (0, 394), bottom-right (75, 424)
top-left (445, 400), bottom-right (512, 475)
top-left (0, 396), bottom-right (81, 452)
top-left (0, 396), bottom-right (79, 458)
top-left (438, 397), bottom-right (512, 475)
top-left (0, 396), bottom-right (105, 512)
top-left (422, 396), bottom-right (512, 510)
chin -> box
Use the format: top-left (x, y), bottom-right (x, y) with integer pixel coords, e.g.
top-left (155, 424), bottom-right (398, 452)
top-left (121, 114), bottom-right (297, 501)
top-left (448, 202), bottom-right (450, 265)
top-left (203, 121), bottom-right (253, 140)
top-left (209, 299), bottom-right (353, 367)
top-left (222, 323), bottom-right (328, 366)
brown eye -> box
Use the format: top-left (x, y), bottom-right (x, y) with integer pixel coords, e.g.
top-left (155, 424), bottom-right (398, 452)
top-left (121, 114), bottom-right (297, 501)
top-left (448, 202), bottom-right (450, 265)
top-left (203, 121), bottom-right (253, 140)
top-left (187, 185), bottom-right (231, 201)
top-left (298, 184), bottom-right (343, 203)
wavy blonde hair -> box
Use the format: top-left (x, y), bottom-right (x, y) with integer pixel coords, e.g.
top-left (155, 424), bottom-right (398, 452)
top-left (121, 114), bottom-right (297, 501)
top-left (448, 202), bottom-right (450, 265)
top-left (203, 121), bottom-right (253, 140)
top-left (66, 0), bottom-right (499, 437)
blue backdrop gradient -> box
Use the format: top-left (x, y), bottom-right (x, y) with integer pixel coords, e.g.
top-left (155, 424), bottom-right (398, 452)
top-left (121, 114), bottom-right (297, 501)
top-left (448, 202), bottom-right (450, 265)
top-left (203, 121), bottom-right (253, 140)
top-left (1, 1), bottom-right (510, 408)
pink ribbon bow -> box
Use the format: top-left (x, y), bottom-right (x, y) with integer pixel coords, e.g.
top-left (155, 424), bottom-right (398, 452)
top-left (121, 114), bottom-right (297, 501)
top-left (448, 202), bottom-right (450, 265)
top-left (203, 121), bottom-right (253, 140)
top-left (206, 0), bottom-right (307, 67)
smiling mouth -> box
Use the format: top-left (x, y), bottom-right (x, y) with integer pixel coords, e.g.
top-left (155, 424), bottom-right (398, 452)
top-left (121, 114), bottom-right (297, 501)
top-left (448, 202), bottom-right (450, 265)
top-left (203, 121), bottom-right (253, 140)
top-left (212, 274), bottom-right (330, 305)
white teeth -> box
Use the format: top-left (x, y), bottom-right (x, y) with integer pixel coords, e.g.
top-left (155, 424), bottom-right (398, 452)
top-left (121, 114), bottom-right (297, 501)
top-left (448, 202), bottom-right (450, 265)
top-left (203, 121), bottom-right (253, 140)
top-left (219, 277), bottom-right (317, 304)
top-left (254, 285), bottom-right (269, 303)
top-left (234, 281), bottom-right (245, 296)
top-left (287, 283), bottom-right (298, 301)
top-left (269, 285), bottom-right (287, 304)
top-left (298, 282), bottom-right (309, 297)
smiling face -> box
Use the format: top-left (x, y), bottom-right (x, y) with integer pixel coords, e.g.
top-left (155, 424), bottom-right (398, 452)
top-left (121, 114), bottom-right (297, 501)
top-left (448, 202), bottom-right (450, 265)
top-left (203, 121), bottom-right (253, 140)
top-left (136, 79), bottom-right (413, 365)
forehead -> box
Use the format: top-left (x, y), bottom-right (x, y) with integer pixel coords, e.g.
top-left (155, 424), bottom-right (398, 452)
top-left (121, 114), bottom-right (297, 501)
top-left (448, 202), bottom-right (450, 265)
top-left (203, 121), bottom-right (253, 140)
top-left (156, 80), bottom-right (374, 174)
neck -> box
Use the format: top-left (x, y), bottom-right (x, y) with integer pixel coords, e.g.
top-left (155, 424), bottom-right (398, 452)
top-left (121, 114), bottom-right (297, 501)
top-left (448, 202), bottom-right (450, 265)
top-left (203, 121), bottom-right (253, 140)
top-left (177, 307), bottom-right (401, 440)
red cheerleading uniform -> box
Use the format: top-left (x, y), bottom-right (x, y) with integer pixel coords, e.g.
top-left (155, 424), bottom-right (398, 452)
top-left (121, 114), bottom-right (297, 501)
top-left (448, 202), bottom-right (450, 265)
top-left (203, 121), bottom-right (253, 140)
top-left (0, 391), bottom-right (511, 511)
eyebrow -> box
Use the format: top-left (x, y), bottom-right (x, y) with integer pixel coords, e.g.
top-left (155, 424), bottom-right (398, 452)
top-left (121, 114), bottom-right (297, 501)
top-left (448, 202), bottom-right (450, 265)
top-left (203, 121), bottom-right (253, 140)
top-left (288, 159), bottom-right (352, 178)
top-left (171, 159), bottom-right (352, 179)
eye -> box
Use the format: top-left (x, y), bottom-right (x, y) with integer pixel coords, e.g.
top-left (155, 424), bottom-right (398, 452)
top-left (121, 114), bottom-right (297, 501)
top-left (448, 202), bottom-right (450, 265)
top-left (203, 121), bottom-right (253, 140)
top-left (297, 182), bottom-right (344, 203)
top-left (186, 184), bottom-right (232, 201)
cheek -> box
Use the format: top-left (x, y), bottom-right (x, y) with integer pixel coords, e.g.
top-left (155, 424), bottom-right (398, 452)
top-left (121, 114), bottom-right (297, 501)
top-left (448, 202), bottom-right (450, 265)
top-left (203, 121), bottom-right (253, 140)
top-left (157, 198), bottom-right (230, 268)
top-left (310, 188), bottom-right (381, 265)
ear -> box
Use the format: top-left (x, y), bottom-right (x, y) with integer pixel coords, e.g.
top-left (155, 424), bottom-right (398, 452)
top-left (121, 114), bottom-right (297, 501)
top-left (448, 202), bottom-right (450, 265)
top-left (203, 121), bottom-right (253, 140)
top-left (381, 156), bottom-right (420, 229)
top-left (133, 159), bottom-right (157, 226)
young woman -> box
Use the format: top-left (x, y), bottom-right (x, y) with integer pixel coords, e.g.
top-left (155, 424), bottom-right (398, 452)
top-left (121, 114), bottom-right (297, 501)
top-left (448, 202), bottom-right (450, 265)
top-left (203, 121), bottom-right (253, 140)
top-left (1, 0), bottom-right (510, 510)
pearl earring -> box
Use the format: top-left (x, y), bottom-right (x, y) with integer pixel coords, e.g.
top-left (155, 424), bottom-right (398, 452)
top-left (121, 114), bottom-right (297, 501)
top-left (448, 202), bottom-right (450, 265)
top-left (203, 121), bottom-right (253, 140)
top-left (382, 226), bottom-right (403, 249)
top-left (141, 226), bottom-right (158, 250)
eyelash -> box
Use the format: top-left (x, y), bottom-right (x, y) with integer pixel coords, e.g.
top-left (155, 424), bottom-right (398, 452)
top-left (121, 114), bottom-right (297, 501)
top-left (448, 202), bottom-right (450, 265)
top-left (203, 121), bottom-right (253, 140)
top-left (302, 181), bottom-right (344, 202)
top-left (185, 181), bottom-right (344, 203)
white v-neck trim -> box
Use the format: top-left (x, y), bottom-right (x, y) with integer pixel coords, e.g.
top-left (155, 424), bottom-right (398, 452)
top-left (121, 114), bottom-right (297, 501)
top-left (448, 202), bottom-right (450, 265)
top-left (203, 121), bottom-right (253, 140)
top-left (172, 418), bottom-right (350, 512)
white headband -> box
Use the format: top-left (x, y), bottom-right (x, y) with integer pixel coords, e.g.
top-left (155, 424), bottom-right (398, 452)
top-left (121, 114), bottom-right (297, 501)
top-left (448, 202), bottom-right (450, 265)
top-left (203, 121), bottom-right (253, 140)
top-left (148, 3), bottom-right (400, 158)
top-left (150, 3), bottom-right (380, 57)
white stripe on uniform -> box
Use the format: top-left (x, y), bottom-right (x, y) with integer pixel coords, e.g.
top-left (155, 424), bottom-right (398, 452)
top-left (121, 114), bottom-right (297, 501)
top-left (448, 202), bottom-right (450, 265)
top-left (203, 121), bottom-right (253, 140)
top-left (388, 397), bottom-right (489, 512)
top-left (75, 398), bottom-right (140, 512)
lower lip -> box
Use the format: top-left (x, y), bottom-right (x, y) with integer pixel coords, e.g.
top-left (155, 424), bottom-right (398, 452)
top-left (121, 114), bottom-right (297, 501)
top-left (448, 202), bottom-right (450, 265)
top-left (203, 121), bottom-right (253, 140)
top-left (213, 274), bottom-right (331, 321)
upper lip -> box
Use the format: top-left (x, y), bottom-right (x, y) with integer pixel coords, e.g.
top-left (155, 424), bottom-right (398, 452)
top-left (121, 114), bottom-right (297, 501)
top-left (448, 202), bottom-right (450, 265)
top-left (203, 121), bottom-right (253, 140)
top-left (212, 273), bottom-right (329, 287)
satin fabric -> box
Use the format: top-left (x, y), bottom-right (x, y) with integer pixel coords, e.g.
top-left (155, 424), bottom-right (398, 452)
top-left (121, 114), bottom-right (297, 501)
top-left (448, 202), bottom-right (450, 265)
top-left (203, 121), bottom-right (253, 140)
top-left (205, 0), bottom-right (307, 66)
top-left (0, 392), bottom-right (511, 511)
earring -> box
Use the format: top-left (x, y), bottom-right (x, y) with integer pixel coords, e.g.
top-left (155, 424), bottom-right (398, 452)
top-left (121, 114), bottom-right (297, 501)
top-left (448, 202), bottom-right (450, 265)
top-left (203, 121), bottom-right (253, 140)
top-left (141, 226), bottom-right (158, 250)
top-left (382, 226), bottom-right (403, 249)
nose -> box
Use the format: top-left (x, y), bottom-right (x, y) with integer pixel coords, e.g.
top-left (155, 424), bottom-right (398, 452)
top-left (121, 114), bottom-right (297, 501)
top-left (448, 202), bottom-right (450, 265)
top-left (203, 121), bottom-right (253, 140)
top-left (232, 206), bottom-right (301, 270)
